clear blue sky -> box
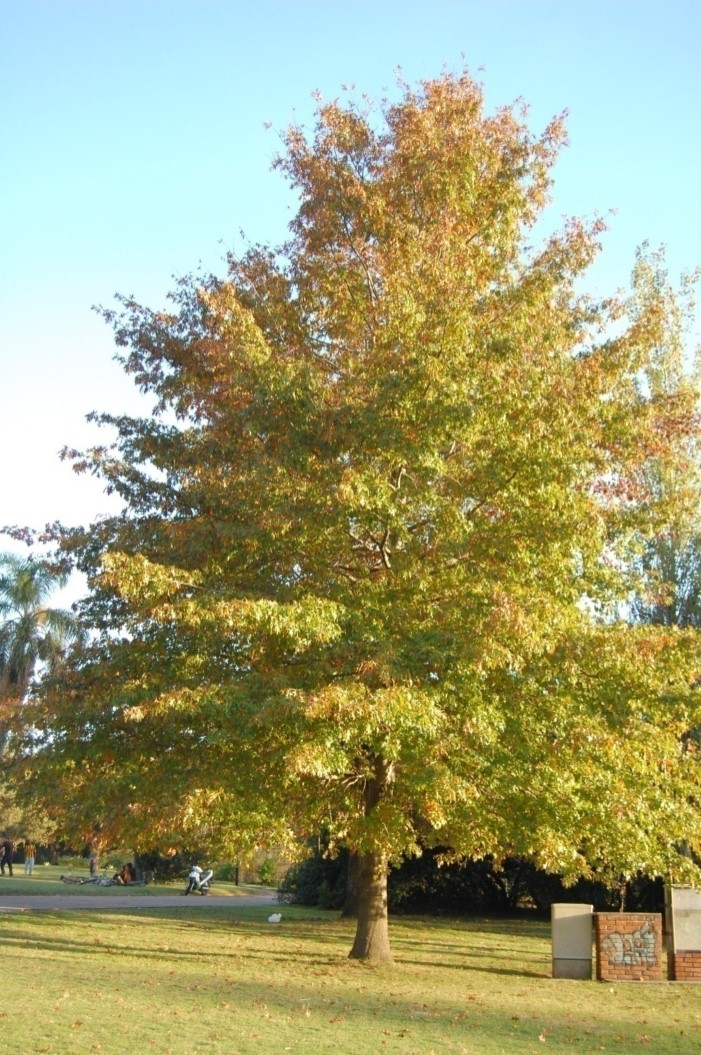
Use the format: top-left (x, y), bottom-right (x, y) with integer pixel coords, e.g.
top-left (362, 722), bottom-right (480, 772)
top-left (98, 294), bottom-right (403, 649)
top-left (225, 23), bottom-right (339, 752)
top-left (2, 0), bottom-right (700, 556)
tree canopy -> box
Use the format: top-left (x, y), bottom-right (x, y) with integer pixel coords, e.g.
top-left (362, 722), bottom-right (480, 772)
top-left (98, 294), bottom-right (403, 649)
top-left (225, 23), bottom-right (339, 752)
top-left (17, 72), bottom-right (701, 960)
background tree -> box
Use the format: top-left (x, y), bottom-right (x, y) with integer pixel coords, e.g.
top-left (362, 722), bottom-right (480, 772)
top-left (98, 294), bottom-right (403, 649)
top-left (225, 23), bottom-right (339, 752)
top-left (17, 73), bottom-right (701, 961)
top-left (0, 553), bottom-right (81, 756)
top-left (629, 246), bottom-right (701, 629)
top-left (0, 552), bottom-right (82, 846)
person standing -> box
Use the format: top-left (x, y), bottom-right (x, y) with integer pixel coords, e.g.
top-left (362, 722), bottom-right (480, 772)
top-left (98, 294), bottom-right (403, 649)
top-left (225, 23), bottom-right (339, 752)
top-left (23, 840), bottom-right (36, 875)
top-left (1, 837), bottom-right (14, 876)
top-left (89, 847), bottom-right (99, 877)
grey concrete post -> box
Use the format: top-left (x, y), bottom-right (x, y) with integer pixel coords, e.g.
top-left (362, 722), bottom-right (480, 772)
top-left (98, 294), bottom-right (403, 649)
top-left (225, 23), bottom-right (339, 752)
top-left (551, 903), bottom-right (593, 979)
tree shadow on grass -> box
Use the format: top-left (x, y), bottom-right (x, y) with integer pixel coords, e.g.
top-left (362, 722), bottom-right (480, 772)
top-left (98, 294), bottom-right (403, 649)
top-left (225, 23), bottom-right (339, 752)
top-left (391, 914), bottom-right (549, 941)
top-left (0, 914), bottom-right (347, 967)
top-left (396, 956), bottom-right (546, 978)
top-left (0, 915), bottom-right (549, 981)
top-left (389, 924), bottom-right (549, 974)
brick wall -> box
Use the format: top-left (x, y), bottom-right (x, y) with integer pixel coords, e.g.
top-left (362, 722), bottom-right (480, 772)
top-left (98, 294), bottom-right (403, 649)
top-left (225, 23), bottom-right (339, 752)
top-left (594, 913), bottom-right (663, 982)
top-left (669, 951), bottom-right (701, 982)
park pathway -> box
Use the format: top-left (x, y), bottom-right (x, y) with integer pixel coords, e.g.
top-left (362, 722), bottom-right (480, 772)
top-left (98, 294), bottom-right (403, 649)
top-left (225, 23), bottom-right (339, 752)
top-left (0, 891), bottom-right (278, 912)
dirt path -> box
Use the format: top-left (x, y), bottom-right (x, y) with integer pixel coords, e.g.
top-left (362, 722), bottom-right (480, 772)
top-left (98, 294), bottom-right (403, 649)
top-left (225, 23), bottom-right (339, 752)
top-left (0, 892), bottom-right (278, 912)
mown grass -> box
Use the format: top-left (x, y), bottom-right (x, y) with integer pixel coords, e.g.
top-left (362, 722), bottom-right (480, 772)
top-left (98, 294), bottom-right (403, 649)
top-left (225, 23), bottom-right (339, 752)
top-left (0, 905), bottom-right (698, 1055)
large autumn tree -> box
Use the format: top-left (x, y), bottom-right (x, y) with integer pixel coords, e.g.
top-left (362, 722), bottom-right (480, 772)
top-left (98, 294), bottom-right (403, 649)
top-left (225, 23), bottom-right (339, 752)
top-left (18, 73), bottom-right (701, 960)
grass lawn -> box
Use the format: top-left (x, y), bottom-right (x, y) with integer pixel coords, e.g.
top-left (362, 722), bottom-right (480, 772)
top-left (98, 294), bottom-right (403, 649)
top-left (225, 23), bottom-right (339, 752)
top-left (0, 867), bottom-right (265, 897)
top-left (0, 905), bottom-right (698, 1055)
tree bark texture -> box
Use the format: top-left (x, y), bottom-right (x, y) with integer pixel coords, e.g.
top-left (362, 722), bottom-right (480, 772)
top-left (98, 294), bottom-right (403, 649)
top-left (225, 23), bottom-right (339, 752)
top-left (340, 850), bottom-right (360, 919)
top-left (0, 690), bottom-right (22, 760)
top-left (348, 753), bottom-right (394, 961)
top-left (348, 849), bottom-right (393, 961)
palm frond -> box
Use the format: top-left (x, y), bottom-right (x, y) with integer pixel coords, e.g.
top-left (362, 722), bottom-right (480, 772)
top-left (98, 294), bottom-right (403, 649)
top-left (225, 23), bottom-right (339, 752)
top-left (0, 554), bottom-right (80, 701)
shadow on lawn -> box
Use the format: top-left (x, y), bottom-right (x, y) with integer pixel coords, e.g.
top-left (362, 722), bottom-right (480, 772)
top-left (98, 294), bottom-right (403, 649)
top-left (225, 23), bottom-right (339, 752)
top-left (0, 913), bottom-right (346, 966)
top-left (0, 910), bottom-right (548, 979)
top-left (392, 914), bottom-right (549, 940)
top-left (7, 920), bottom-right (674, 1055)
top-left (397, 955), bottom-right (546, 978)
top-left (392, 936), bottom-right (546, 977)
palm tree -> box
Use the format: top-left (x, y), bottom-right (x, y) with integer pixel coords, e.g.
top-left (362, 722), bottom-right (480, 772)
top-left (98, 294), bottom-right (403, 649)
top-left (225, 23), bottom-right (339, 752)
top-left (0, 553), bottom-right (82, 756)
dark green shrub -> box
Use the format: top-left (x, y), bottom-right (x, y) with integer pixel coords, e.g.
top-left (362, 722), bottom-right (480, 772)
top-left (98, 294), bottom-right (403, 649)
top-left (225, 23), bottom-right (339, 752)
top-left (135, 848), bottom-right (205, 882)
top-left (214, 861), bottom-right (236, 882)
top-left (258, 858), bottom-right (278, 885)
top-left (277, 848), bottom-right (347, 907)
top-left (278, 842), bottom-right (664, 914)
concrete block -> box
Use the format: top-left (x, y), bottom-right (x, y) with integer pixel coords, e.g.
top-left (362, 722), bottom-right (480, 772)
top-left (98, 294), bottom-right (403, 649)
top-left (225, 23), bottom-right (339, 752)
top-left (669, 886), bottom-right (701, 953)
top-left (551, 903), bottom-right (593, 979)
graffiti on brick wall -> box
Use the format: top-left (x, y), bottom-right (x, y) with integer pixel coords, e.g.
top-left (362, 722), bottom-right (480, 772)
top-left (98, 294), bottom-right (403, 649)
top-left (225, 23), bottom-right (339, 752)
top-left (602, 921), bottom-right (657, 967)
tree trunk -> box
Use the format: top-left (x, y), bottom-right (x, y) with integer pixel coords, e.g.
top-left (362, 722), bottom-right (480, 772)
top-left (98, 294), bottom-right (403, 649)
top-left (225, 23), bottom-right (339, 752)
top-left (0, 689), bottom-right (22, 760)
top-left (349, 849), bottom-right (392, 961)
top-left (340, 850), bottom-right (360, 919)
top-left (348, 753), bottom-right (394, 961)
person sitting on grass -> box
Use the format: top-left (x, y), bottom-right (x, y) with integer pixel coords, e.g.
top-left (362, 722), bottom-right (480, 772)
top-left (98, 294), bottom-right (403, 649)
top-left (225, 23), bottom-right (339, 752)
top-left (113, 863), bottom-right (136, 885)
